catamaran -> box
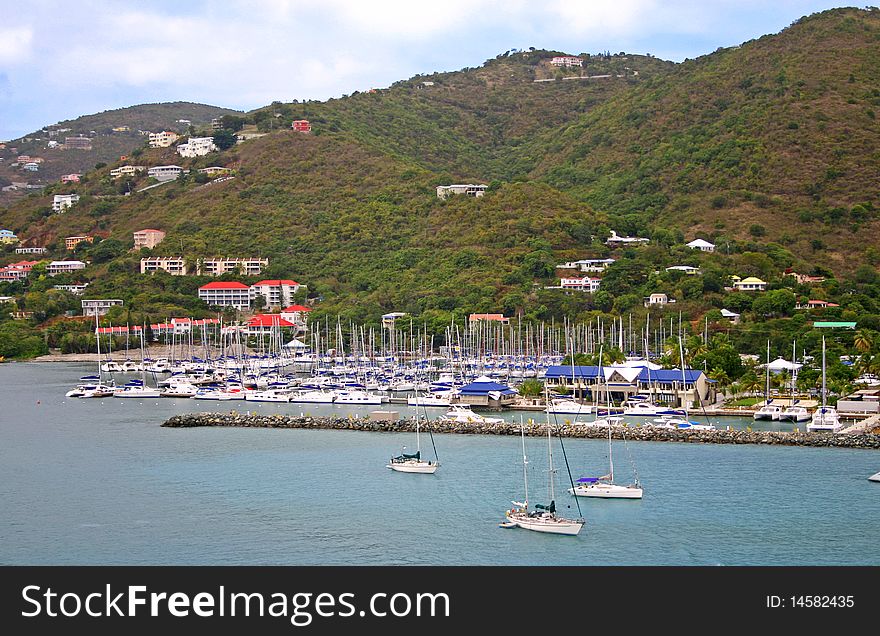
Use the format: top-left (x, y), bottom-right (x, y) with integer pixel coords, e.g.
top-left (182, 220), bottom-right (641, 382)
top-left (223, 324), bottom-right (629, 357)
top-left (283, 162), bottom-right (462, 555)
top-left (503, 420), bottom-right (584, 536)
top-left (807, 335), bottom-right (842, 433)
top-left (386, 417), bottom-right (439, 474)
top-left (67, 315), bottom-right (115, 398)
top-left (754, 340), bottom-right (781, 420)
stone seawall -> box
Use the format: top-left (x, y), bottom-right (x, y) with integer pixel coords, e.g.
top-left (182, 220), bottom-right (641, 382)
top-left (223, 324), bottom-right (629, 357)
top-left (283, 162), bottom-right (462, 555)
top-left (161, 413), bottom-right (880, 450)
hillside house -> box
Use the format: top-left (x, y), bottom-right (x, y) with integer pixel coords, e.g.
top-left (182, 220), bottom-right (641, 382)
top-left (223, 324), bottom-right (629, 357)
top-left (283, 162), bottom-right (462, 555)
top-left (147, 165), bottom-right (184, 181)
top-left (198, 281), bottom-right (251, 309)
top-left (556, 258), bottom-right (615, 273)
top-left (64, 136), bottom-right (92, 150)
top-left (149, 131), bottom-right (179, 148)
top-left (140, 256), bottom-right (187, 275)
top-left (686, 238), bottom-right (715, 252)
top-left (559, 276), bottom-right (601, 292)
top-left (0, 229), bottom-right (19, 244)
top-left (22, 163), bottom-right (39, 172)
top-left (82, 299), bottom-right (123, 317)
top-left (52, 194), bottom-right (80, 212)
top-left (733, 276), bottom-right (768, 292)
top-left (133, 229), bottom-right (166, 250)
top-left (177, 137), bottom-right (217, 157)
top-left (606, 230), bottom-right (649, 246)
top-left (797, 300), bottom-right (840, 309)
top-left (644, 293), bottom-right (675, 308)
top-left (53, 283), bottom-right (89, 295)
top-left (15, 246), bottom-right (47, 255)
top-left (0, 260), bottom-right (38, 281)
top-left (468, 313), bottom-right (510, 324)
top-left (720, 308), bottom-right (741, 324)
top-left (436, 184), bottom-right (488, 199)
top-left (47, 260), bottom-right (86, 276)
top-left (197, 166), bottom-right (232, 176)
top-left (665, 265), bottom-right (701, 275)
top-left (110, 165), bottom-right (146, 178)
top-left (61, 173), bottom-right (81, 183)
top-left (291, 120), bottom-right (312, 133)
top-left (250, 279), bottom-right (301, 308)
top-left (64, 236), bottom-right (94, 251)
top-left (245, 314), bottom-right (298, 336)
top-left (281, 304), bottom-right (312, 328)
top-left (551, 56), bottom-right (583, 67)
top-left (789, 272), bottom-right (827, 285)
top-left (198, 257), bottom-right (268, 276)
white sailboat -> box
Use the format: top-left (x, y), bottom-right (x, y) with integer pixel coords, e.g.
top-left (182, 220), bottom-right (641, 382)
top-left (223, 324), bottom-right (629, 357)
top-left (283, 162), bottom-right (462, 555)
top-left (67, 316), bottom-right (115, 398)
top-left (781, 340), bottom-right (810, 422)
top-left (569, 422), bottom-right (643, 499)
top-left (807, 335), bottom-right (842, 433)
top-left (651, 337), bottom-right (715, 430)
top-left (503, 421), bottom-right (584, 536)
top-left (386, 417), bottom-right (439, 474)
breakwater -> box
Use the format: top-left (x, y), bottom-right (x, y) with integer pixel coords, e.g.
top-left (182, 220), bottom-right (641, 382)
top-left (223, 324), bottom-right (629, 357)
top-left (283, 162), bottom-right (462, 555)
top-left (162, 413), bottom-right (880, 450)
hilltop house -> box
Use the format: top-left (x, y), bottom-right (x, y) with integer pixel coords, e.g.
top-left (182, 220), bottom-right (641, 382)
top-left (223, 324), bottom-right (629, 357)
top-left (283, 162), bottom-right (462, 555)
top-left (177, 137), bottom-right (216, 157)
top-left (149, 131), bottom-right (179, 148)
top-left (551, 56), bottom-right (583, 67)
top-left (0, 229), bottom-right (19, 244)
top-left (686, 238), bottom-right (715, 252)
top-left (436, 184), bottom-right (488, 199)
top-left (81, 299), bottom-right (123, 317)
top-left (133, 229), bottom-right (166, 250)
top-left (606, 230), bottom-right (649, 246)
top-left (52, 194), bottom-right (80, 212)
top-left (733, 276), bottom-right (768, 292)
top-left (198, 281), bottom-right (251, 309)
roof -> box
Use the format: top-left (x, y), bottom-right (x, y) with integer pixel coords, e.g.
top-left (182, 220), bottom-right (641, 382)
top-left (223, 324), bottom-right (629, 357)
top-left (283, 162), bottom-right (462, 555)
top-left (252, 279), bottom-right (299, 286)
top-left (814, 321), bottom-right (857, 329)
top-left (686, 238), bottom-right (715, 247)
top-left (544, 365), bottom-right (704, 384)
top-left (246, 314), bottom-right (296, 327)
top-left (198, 281), bottom-right (249, 290)
top-left (737, 277), bottom-right (767, 284)
top-left (48, 260), bottom-right (86, 266)
top-left (720, 309), bottom-right (740, 317)
top-left (458, 376), bottom-right (517, 396)
top-left (283, 304), bottom-right (312, 312)
top-left (135, 228), bottom-right (164, 233)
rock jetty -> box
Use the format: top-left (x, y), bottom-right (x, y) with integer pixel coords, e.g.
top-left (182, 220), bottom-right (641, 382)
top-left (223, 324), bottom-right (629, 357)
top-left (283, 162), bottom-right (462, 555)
top-left (162, 413), bottom-right (880, 450)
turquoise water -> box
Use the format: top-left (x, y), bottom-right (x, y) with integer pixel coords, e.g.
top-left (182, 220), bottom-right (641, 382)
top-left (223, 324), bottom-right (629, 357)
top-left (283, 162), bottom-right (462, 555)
top-left (1, 362), bottom-right (878, 565)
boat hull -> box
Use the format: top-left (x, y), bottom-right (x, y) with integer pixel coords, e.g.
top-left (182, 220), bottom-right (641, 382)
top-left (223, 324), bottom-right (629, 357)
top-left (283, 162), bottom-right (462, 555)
top-left (869, 472), bottom-right (880, 483)
top-left (386, 461), bottom-right (439, 474)
top-left (505, 512), bottom-right (583, 536)
top-left (569, 484), bottom-right (643, 499)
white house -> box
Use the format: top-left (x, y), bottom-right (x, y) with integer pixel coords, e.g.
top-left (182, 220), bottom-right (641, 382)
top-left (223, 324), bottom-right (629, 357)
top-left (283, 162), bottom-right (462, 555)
top-left (556, 258), bottom-right (615, 273)
top-left (147, 165), bottom-right (184, 181)
top-left (54, 283), bottom-right (89, 295)
top-left (551, 56), bottom-right (583, 67)
top-left (110, 165), bottom-right (146, 178)
top-left (733, 277), bottom-right (768, 292)
top-left (281, 304), bottom-right (312, 327)
top-left (665, 265), bottom-right (701, 275)
top-left (606, 230), bottom-right (649, 246)
top-left (686, 238), bottom-right (715, 252)
top-left (148, 131), bottom-right (179, 148)
top-left (15, 246), bottom-right (47, 255)
top-left (436, 184), bottom-right (488, 199)
top-left (198, 281), bottom-right (251, 309)
top-left (559, 276), bottom-right (601, 293)
top-left (198, 257), bottom-right (268, 276)
top-left (250, 279), bottom-right (301, 308)
top-left (720, 308), bottom-right (741, 324)
top-left (52, 194), bottom-right (80, 212)
top-left (177, 137), bottom-right (217, 158)
top-left (47, 260), bottom-right (87, 276)
top-left (82, 299), bottom-right (123, 317)
top-left (644, 293), bottom-right (675, 308)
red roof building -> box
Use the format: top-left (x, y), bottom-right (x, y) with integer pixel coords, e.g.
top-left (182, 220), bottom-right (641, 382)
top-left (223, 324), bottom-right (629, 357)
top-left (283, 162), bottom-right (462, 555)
top-left (250, 279), bottom-right (301, 308)
top-left (198, 281), bottom-right (251, 309)
top-left (291, 120), bottom-right (311, 133)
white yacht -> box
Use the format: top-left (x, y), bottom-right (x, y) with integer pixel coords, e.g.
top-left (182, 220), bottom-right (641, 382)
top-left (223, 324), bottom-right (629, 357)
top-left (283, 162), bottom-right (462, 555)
top-left (406, 392), bottom-right (452, 407)
top-left (753, 403), bottom-right (783, 421)
top-left (245, 389), bottom-right (291, 403)
top-left (66, 376), bottom-right (115, 398)
top-left (651, 415), bottom-right (715, 431)
top-left (807, 406), bottom-right (841, 432)
top-left (546, 398), bottom-right (595, 415)
top-left (439, 404), bottom-right (504, 425)
top-left (113, 381), bottom-right (161, 398)
top-left (780, 404), bottom-right (811, 422)
top-left (289, 389), bottom-right (336, 403)
top-left (333, 389), bottom-right (383, 405)
top-left (622, 398), bottom-right (684, 417)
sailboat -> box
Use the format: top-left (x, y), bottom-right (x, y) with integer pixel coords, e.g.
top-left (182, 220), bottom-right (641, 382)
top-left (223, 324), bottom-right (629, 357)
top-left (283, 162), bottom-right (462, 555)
top-left (869, 471), bottom-right (880, 483)
top-left (66, 315), bottom-right (115, 398)
top-left (651, 337), bottom-right (715, 430)
top-left (807, 335), bottom-right (842, 432)
top-left (113, 326), bottom-right (161, 398)
top-left (386, 416), bottom-right (439, 474)
top-left (569, 421), bottom-right (643, 499)
top-left (754, 340), bottom-right (782, 420)
top-left (503, 420), bottom-right (584, 535)
top-left (781, 340), bottom-right (810, 422)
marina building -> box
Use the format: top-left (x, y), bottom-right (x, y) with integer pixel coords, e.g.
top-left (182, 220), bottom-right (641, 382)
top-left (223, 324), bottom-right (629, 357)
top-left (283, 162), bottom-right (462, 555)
top-left (133, 229), bottom-right (166, 250)
top-left (61, 174), bottom-right (81, 183)
top-left (198, 281), bottom-right (251, 309)
top-left (245, 314), bottom-right (298, 336)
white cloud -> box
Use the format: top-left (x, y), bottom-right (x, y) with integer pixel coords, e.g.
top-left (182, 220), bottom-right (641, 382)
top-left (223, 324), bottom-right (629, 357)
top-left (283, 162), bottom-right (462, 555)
top-left (0, 27), bottom-right (34, 64)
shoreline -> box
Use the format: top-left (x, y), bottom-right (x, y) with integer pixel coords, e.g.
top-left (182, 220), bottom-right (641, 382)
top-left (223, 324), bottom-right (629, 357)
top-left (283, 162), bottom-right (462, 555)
top-left (161, 413), bottom-right (880, 450)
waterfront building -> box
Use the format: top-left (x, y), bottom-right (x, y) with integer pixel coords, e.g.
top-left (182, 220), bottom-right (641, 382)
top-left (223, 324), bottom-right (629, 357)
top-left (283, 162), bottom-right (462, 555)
top-left (457, 376), bottom-right (518, 407)
top-left (81, 299), bottom-right (123, 317)
top-left (436, 184), bottom-right (488, 199)
top-left (198, 281), bottom-right (251, 309)
top-left (140, 256), bottom-right (187, 275)
top-left (47, 260), bottom-right (86, 276)
top-left (52, 194), bottom-right (80, 212)
top-left (133, 229), bottom-right (166, 250)
top-left (245, 314), bottom-right (297, 336)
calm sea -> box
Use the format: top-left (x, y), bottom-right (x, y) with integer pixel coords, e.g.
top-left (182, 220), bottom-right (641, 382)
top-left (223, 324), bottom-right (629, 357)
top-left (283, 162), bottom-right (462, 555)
top-left (1, 362), bottom-right (878, 565)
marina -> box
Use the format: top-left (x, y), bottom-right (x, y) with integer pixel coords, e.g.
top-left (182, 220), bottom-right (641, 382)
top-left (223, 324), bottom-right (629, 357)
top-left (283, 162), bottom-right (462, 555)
top-left (1, 361), bottom-right (879, 566)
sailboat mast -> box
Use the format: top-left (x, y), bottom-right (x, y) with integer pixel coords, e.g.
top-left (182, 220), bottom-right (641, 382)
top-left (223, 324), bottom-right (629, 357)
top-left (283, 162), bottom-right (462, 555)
top-left (608, 421), bottom-right (614, 482)
top-left (822, 335), bottom-right (827, 409)
top-left (547, 424), bottom-right (555, 504)
top-left (520, 417), bottom-right (529, 507)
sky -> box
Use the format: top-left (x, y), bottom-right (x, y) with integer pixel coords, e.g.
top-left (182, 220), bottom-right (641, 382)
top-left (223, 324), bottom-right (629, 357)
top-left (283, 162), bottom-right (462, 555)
top-left (0, 0), bottom-right (859, 141)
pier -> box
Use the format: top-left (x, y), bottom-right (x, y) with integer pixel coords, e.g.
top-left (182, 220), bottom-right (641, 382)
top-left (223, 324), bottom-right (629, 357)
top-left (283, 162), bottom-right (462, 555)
top-left (162, 413), bottom-right (880, 449)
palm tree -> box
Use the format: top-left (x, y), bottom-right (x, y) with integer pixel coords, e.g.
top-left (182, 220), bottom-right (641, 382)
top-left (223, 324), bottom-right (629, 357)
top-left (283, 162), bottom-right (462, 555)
top-left (739, 374), bottom-right (762, 397)
top-left (708, 367), bottom-right (731, 397)
top-left (854, 330), bottom-right (874, 354)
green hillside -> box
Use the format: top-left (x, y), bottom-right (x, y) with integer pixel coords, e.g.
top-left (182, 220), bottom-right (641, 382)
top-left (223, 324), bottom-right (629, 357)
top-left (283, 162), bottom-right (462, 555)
top-left (2, 7), bottom-right (880, 359)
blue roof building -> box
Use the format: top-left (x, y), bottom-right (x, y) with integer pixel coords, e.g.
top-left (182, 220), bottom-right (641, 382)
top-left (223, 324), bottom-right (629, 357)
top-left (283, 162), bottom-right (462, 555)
top-left (457, 376), bottom-right (517, 407)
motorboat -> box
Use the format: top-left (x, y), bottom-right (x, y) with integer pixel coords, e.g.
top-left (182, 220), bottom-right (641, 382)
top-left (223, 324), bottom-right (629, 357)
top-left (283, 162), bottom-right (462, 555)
top-left (407, 392), bottom-right (452, 407)
top-left (66, 376), bottom-right (115, 398)
top-left (546, 398), bottom-right (595, 415)
top-left (651, 415), bottom-right (715, 431)
top-left (289, 390), bottom-right (336, 403)
top-left (622, 398), bottom-right (684, 417)
top-left (245, 389), bottom-right (291, 403)
top-left (333, 389), bottom-right (383, 405)
top-left (869, 471), bottom-right (880, 483)
top-left (439, 404), bottom-right (504, 425)
top-left (753, 403), bottom-right (783, 421)
top-left (780, 405), bottom-right (811, 422)
top-left (807, 406), bottom-right (842, 433)
top-left (113, 380), bottom-right (161, 398)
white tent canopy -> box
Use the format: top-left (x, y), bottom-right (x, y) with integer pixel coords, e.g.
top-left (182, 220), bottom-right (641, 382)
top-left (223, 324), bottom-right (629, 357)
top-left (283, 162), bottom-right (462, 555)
top-left (761, 357), bottom-right (803, 373)
top-left (283, 338), bottom-right (309, 350)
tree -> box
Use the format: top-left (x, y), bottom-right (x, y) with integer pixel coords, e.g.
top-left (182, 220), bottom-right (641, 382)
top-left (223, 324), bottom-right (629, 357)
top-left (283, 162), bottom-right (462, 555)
top-left (518, 379), bottom-right (544, 397)
top-left (252, 293), bottom-right (267, 311)
top-left (854, 330), bottom-right (874, 354)
top-left (213, 129), bottom-right (236, 150)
